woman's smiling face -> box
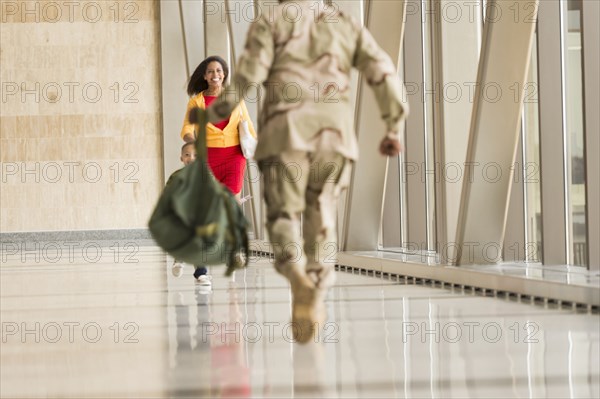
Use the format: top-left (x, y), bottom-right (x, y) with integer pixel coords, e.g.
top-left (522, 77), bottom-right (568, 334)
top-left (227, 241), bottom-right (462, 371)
top-left (204, 61), bottom-right (225, 92)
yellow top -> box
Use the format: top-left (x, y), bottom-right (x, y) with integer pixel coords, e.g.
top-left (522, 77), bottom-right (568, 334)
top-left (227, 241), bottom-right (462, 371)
top-left (180, 92), bottom-right (256, 148)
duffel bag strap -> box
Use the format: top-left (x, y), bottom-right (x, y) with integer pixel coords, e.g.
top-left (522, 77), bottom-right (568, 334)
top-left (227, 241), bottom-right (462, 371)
top-left (190, 107), bottom-right (208, 160)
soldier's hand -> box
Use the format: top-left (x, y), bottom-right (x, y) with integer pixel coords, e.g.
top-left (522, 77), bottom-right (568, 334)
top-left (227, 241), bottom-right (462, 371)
top-left (188, 107), bottom-right (207, 124)
top-left (183, 133), bottom-right (195, 143)
top-left (379, 132), bottom-right (402, 156)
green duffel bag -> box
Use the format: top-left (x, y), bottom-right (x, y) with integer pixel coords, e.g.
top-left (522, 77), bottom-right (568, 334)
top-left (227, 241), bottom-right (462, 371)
top-left (148, 109), bottom-right (249, 276)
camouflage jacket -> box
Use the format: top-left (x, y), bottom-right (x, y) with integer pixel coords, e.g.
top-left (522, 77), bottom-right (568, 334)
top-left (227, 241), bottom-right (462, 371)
top-left (207, 0), bottom-right (409, 161)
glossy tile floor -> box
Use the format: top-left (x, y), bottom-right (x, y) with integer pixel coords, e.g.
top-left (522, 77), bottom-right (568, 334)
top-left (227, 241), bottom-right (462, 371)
top-left (1, 243), bottom-right (599, 398)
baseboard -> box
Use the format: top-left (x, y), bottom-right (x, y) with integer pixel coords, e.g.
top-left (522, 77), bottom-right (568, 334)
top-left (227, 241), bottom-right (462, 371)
top-left (0, 229), bottom-right (153, 242)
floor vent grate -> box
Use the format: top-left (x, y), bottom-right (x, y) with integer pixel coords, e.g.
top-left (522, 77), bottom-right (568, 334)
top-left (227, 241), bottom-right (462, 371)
top-left (334, 264), bottom-right (599, 314)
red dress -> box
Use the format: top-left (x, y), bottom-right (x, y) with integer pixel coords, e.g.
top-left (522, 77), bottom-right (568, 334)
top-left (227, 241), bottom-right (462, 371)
top-left (204, 95), bottom-right (246, 195)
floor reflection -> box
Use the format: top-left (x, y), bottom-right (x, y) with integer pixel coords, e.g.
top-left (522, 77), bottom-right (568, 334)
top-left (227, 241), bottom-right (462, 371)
top-left (210, 279), bottom-right (251, 398)
top-left (1, 247), bottom-right (598, 398)
top-left (166, 267), bottom-right (338, 398)
top-left (168, 285), bottom-right (212, 397)
top-left (162, 258), bottom-right (600, 399)
top-left (169, 273), bottom-right (255, 397)
top-left (292, 342), bottom-right (335, 398)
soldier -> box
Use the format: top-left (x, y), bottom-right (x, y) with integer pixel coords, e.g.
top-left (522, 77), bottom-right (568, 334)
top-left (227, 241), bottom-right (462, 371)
top-left (192, 0), bottom-right (408, 343)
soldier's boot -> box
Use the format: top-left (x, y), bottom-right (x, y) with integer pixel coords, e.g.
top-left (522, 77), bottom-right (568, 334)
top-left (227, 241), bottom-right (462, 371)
top-left (270, 218), bottom-right (324, 343)
top-left (277, 263), bottom-right (325, 344)
top-left (306, 262), bottom-right (336, 289)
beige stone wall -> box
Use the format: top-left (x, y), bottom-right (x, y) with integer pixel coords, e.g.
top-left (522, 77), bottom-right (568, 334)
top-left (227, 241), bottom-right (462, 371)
top-left (0, 0), bottom-right (163, 232)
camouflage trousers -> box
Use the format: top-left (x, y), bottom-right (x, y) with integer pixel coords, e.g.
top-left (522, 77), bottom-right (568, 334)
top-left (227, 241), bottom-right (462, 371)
top-left (258, 150), bottom-right (351, 273)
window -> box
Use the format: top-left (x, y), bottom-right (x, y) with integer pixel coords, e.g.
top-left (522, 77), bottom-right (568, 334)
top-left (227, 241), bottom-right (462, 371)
top-left (561, 0), bottom-right (587, 265)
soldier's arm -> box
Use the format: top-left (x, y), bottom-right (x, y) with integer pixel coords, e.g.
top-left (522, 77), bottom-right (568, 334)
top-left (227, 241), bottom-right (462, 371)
top-left (205, 17), bottom-right (275, 124)
top-left (353, 25), bottom-right (409, 147)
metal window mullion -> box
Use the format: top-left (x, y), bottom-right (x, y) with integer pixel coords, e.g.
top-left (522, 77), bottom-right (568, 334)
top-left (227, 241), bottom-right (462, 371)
top-left (499, 3), bottom-right (527, 264)
top-left (559, 0), bottom-right (573, 264)
top-left (520, 110), bottom-right (533, 262)
top-left (399, 150), bottom-right (408, 249)
top-left (399, 44), bottom-right (408, 249)
top-left (481, 0), bottom-right (487, 22)
top-left (426, 0), bottom-right (438, 253)
top-left (582, 0), bottom-right (600, 270)
top-left (335, 0), bottom-right (364, 250)
top-left (401, 0), bottom-right (428, 252)
top-left (537, 0), bottom-right (568, 265)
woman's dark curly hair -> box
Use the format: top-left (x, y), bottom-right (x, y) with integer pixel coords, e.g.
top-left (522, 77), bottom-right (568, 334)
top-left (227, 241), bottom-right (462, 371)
top-left (187, 55), bottom-right (229, 96)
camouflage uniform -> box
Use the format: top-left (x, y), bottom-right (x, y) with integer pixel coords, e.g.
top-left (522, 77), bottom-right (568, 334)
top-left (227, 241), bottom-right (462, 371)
top-left (206, 0), bottom-right (408, 341)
